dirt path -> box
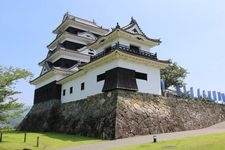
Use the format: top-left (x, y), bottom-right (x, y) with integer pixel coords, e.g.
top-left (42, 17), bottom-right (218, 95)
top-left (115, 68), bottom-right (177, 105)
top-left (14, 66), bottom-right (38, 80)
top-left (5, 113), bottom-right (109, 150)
top-left (60, 121), bottom-right (225, 150)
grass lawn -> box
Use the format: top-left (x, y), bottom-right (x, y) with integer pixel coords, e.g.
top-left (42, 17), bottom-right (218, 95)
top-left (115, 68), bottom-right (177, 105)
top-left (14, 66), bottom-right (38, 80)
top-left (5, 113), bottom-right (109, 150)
top-left (112, 133), bottom-right (225, 150)
top-left (0, 131), bottom-right (103, 150)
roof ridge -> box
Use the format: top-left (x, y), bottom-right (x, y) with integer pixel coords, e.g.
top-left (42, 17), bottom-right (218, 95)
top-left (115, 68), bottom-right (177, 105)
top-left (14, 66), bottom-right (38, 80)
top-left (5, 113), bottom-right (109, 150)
top-left (62, 12), bottom-right (108, 30)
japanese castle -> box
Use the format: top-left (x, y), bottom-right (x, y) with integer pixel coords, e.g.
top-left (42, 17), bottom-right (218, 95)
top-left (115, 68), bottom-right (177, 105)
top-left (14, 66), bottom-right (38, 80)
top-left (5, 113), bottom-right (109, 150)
top-left (31, 13), bottom-right (170, 104)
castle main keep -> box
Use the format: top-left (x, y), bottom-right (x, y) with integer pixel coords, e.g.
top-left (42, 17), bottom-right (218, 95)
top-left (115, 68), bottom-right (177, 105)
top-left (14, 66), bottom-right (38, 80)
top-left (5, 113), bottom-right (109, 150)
top-left (19, 13), bottom-right (225, 139)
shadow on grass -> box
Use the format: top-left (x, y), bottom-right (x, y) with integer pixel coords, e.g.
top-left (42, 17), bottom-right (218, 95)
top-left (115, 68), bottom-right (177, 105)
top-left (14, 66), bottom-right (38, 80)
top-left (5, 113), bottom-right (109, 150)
top-left (8, 131), bottom-right (102, 143)
top-left (43, 132), bottom-right (100, 142)
top-left (0, 131), bottom-right (103, 150)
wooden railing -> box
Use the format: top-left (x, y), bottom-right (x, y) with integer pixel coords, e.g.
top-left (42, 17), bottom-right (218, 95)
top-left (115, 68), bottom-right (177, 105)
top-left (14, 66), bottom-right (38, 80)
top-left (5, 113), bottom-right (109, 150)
top-left (91, 43), bottom-right (157, 61)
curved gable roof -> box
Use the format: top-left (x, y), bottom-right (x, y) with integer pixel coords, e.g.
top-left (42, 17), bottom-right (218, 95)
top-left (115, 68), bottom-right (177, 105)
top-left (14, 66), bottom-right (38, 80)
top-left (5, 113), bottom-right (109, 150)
top-left (122, 17), bottom-right (161, 43)
top-left (88, 25), bottom-right (160, 50)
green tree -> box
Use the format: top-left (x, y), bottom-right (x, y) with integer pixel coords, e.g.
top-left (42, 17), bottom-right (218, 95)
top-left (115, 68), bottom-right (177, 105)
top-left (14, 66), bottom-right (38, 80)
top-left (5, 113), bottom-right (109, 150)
top-left (0, 66), bottom-right (32, 124)
top-left (161, 61), bottom-right (188, 89)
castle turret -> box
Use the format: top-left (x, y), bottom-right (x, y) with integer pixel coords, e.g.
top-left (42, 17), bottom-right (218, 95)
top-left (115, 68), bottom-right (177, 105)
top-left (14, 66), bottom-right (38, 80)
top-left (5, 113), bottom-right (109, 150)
top-left (30, 13), bottom-right (109, 104)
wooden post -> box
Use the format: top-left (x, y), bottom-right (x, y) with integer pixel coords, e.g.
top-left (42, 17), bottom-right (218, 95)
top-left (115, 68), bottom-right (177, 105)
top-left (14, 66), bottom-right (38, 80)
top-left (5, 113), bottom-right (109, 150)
top-left (153, 135), bottom-right (157, 143)
top-left (24, 132), bottom-right (26, 143)
top-left (36, 136), bottom-right (39, 147)
top-left (0, 132), bottom-right (2, 142)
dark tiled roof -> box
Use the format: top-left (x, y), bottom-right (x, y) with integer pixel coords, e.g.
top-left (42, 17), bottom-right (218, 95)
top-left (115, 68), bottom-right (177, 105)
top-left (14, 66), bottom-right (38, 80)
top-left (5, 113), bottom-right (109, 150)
top-left (122, 17), bottom-right (161, 43)
top-left (53, 12), bottom-right (109, 34)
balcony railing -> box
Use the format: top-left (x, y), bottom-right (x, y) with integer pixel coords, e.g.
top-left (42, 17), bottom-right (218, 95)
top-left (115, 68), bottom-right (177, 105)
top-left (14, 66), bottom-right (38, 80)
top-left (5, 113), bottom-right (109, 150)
top-left (91, 43), bottom-right (157, 61)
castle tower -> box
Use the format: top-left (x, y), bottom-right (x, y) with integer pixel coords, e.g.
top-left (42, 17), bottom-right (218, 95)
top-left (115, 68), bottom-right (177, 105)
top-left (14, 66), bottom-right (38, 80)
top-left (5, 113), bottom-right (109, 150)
top-left (57, 17), bottom-right (170, 103)
top-left (30, 13), bottom-right (109, 104)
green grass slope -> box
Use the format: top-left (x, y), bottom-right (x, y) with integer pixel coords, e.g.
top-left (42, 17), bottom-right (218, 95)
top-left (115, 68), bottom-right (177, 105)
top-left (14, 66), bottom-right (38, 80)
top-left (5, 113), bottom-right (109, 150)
top-left (0, 131), bottom-right (102, 150)
top-left (112, 133), bottom-right (225, 150)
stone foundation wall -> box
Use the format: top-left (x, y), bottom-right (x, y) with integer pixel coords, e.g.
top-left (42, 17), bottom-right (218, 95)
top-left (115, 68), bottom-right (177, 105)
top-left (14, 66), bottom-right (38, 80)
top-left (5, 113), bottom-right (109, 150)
top-left (18, 92), bottom-right (117, 139)
top-left (57, 92), bottom-right (117, 139)
top-left (115, 90), bottom-right (225, 139)
top-left (18, 99), bottom-right (61, 131)
top-left (19, 90), bottom-right (225, 139)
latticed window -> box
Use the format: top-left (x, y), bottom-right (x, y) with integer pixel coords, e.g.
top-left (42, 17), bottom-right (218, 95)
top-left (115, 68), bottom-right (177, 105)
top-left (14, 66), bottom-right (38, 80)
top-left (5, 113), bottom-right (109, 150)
top-left (70, 87), bottom-right (73, 94)
top-left (63, 89), bottom-right (66, 96)
top-left (81, 82), bottom-right (85, 90)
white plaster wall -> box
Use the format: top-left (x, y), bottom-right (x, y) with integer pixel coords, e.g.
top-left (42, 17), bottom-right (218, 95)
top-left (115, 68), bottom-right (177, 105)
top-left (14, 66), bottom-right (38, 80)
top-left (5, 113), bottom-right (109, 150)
top-left (126, 24), bottom-right (142, 35)
top-left (61, 57), bottom-right (161, 103)
top-left (35, 74), bottom-right (65, 89)
top-left (117, 59), bottom-right (161, 95)
top-left (79, 48), bottom-right (95, 56)
top-left (61, 59), bottom-right (119, 103)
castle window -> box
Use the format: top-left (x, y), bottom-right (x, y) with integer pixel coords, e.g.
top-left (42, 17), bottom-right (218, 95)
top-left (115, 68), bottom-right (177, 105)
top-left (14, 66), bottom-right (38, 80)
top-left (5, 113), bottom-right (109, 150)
top-left (88, 52), bottom-right (94, 55)
top-left (63, 89), bottom-right (66, 96)
top-left (65, 27), bottom-right (85, 35)
top-left (136, 37), bottom-right (143, 41)
top-left (104, 46), bottom-right (112, 53)
top-left (135, 72), bottom-right (147, 80)
top-left (81, 82), bottom-right (85, 90)
top-left (70, 87), bottom-right (73, 94)
top-left (97, 73), bottom-right (105, 82)
top-left (130, 45), bottom-right (139, 52)
top-left (99, 39), bottom-right (105, 43)
top-left (133, 28), bottom-right (138, 33)
top-left (130, 45), bottom-right (140, 53)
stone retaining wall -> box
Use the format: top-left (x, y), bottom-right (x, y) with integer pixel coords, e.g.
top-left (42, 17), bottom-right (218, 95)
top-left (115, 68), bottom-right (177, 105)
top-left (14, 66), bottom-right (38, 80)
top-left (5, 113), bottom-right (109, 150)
top-left (19, 90), bottom-right (225, 139)
top-left (18, 92), bottom-right (117, 139)
top-left (115, 90), bottom-right (225, 138)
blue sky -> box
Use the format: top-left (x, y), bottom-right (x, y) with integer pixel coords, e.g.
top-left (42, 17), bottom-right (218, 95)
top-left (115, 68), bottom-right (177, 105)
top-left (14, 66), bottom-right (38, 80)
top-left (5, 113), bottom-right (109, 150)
top-left (0, 0), bottom-right (225, 105)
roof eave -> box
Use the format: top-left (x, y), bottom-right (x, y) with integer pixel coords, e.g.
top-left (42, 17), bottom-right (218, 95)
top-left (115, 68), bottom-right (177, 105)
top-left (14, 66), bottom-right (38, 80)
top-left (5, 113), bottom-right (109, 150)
top-left (30, 70), bottom-right (54, 85)
top-left (53, 18), bottom-right (109, 35)
top-left (57, 50), bottom-right (170, 84)
top-left (30, 68), bottom-right (71, 85)
top-left (88, 29), bottom-right (160, 50)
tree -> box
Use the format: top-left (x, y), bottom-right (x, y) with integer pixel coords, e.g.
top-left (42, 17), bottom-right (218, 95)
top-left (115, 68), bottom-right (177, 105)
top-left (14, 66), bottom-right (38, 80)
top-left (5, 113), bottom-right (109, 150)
top-left (161, 61), bottom-right (188, 89)
top-left (0, 66), bottom-right (32, 124)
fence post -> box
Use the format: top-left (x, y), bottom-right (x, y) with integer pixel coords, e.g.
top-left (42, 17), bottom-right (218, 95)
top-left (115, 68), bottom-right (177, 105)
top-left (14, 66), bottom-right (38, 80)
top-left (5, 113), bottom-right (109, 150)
top-left (153, 135), bottom-right (157, 143)
top-left (0, 132), bottom-right (2, 142)
top-left (37, 136), bottom-right (39, 147)
top-left (24, 132), bottom-right (26, 143)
